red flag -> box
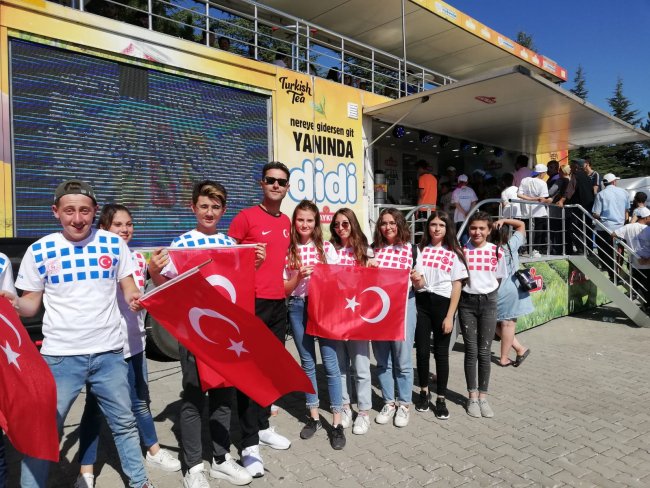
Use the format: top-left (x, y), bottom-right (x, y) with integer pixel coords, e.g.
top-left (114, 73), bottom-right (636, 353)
top-left (0, 298), bottom-right (59, 461)
top-left (307, 264), bottom-right (409, 341)
top-left (168, 246), bottom-right (256, 390)
top-left (140, 265), bottom-right (314, 407)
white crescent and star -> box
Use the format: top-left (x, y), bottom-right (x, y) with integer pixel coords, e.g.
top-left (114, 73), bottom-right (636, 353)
top-left (187, 307), bottom-right (248, 357)
top-left (0, 313), bottom-right (22, 369)
top-left (344, 287), bottom-right (391, 324)
top-left (206, 275), bottom-right (237, 303)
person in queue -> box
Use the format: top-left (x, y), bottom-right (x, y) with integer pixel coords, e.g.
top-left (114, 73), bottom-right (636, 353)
top-left (329, 208), bottom-right (374, 435)
top-left (228, 162), bottom-right (293, 476)
top-left (458, 211), bottom-right (507, 419)
top-left (149, 181), bottom-right (260, 487)
top-left (284, 200), bottom-right (345, 449)
top-left (0, 180), bottom-right (155, 488)
top-left (371, 208), bottom-right (419, 427)
top-left (411, 211), bottom-right (468, 419)
top-left (75, 204), bottom-right (180, 488)
top-left (492, 218), bottom-right (532, 368)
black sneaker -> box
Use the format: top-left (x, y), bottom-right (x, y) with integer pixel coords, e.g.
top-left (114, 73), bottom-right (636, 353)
top-left (434, 398), bottom-right (449, 420)
top-left (415, 391), bottom-right (431, 412)
top-left (300, 417), bottom-right (322, 439)
top-left (329, 424), bottom-right (346, 450)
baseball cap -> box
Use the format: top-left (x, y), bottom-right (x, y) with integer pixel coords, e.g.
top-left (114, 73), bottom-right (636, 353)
top-left (457, 174), bottom-right (468, 182)
top-left (447, 166), bottom-right (457, 172)
top-left (561, 165), bottom-right (571, 175)
top-left (571, 158), bottom-right (586, 168)
top-left (602, 173), bottom-right (620, 184)
top-left (54, 180), bottom-right (97, 204)
top-left (635, 207), bottom-right (650, 218)
top-left (531, 164), bottom-right (547, 176)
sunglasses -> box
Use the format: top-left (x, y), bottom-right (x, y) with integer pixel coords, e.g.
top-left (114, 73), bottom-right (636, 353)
top-left (262, 176), bottom-right (289, 187)
top-left (333, 221), bottom-right (350, 229)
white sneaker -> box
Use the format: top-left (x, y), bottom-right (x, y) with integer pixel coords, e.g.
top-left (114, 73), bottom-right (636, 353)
top-left (258, 426), bottom-right (291, 450)
top-left (341, 407), bottom-right (353, 429)
top-left (210, 453), bottom-right (253, 486)
top-left (375, 403), bottom-right (396, 424)
top-left (73, 473), bottom-right (94, 488)
top-left (394, 405), bottom-right (410, 427)
top-left (241, 445), bottom-right (264, 478)
top-left (352, 413), bottom-right (370, 435)
top-left (182, 465), bottom-right (210, 488)
top-left (146, 448), bottom-right (181, 472)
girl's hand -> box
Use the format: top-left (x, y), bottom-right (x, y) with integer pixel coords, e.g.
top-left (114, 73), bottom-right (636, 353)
top-left (0, 291), bottom-right (19, 310)
top-left (442, 316), bottom-right (454, 334)
top-left (367, 258), bottom-right (379, 268)
top-left (410, 269), bottom-right (424, 289)
top-left (493, 219), bottom-right (505, 230)
top-left (254, 243), bottom-right (267, 269)
top-left (299, 265), bottom-right (315, 279)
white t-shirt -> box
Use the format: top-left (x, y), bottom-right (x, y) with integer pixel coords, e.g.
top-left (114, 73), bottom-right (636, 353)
top-left (374, 242), bottom-right (414, 290)
top-left (161, 229), bottom-right (237, 279)
top-left (501, 186), bottom-right (521, 218)
top-left (284, 241), bottom-right (339, 298)
top-left (0, 253), bottom-right (16, 295)
top-left (462, 242), bottom-right (507, 294)
top-left (518, 177), bottom-right (549, 218)
top-left (16, 229), bottom-right (134, 356)
top-left (614, 223), bottom-right (650, 269)
top-left (119, 251), bottom-right (147, 358)
top-left (415, 244), bottom-right (468, 298)
top-left (334, 246), bottom-right (373, 267)
top-left (451, 186), bottom-right (478, 223)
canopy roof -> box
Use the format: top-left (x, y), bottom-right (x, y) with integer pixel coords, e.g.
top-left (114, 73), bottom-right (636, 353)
top-left (364, 66), bottom-right (650, 154)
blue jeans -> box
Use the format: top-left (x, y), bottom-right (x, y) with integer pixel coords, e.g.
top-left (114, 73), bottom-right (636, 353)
top-left (372, 296), bottom-right (417, 405)
top-left (336, 340), bottom-right (372, 411)
top-left (288, 297), bottom-right (343, 412)
top-left (78, 351), bottom-right (158, 465)
top-left (21, 351), bottom-right (148, 488)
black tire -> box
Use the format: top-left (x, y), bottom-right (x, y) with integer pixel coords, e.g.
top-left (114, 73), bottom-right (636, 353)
top-left (145, 313), bottom-right (180, 361)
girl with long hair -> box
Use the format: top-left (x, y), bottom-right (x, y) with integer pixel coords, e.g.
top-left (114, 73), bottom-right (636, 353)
top-left (77, 204), bottom-right (180, 488)
top-left (459, 211), bottom-right (507, 419)
top-left (329, 208), bottom-right (374, 435)
top-left (492, 219), bottom-right (532, 367)
top-left (284, 200), bottom-right (345, 450)
top-left (411, 211), bottom-right (468, 419)
top-left (371, 208), bottom-right (420, 428)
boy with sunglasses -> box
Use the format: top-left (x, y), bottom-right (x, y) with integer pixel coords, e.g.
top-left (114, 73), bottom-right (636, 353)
top-left (228, 162), bottom-right (292, 477)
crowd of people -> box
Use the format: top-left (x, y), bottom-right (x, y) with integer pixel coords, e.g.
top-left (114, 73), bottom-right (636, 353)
top-left (1, 158), bottom-right (648, 488)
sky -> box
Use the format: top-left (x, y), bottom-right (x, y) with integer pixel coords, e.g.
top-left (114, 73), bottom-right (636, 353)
top-left (449, 0), bottom-right (650, 124)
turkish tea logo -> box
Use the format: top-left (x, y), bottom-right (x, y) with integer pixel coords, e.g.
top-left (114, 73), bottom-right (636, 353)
top-left (279, 76), bottom-right (312, 104)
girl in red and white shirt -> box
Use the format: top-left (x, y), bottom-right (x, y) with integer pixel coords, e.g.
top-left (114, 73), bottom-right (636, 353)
top-left (459, 211), bottom-right (507, 419)
top-left (329, 208), bottom-right (374, 435)
top-left (412, 211), bottom-right (468, 420)
top-left (371, 208), bottom-right (420, 428)
top-left (284, 200), bottom-right (345, 450)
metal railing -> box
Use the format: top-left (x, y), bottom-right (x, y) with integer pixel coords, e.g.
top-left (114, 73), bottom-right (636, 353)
top-left (53, 0), bottom-right (456, 97)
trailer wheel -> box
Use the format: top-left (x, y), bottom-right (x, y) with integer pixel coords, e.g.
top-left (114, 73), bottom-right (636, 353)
top-left (145, 313), bottom-right (180, 361)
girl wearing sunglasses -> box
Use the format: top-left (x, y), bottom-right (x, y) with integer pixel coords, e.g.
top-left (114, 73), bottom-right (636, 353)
top-left (329, 208), bottom-right (374, 435)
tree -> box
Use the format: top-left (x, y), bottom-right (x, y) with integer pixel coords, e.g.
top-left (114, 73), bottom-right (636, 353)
top-left (608, 78), bottom-right (642, 126)
top-left (516, 31), bottom-right (537, 52)
top-left (570, 65), bottom-right (588, 100)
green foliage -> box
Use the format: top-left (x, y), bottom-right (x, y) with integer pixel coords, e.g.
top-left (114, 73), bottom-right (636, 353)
top-left (516, 31), bottom-right (537, 52)
top-left (570, 65), bottom-right (588, 100)
top-left (548, 259), bottom-right (569, 281)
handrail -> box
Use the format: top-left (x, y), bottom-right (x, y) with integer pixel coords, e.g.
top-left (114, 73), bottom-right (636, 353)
top-left (56, 0), bottom-right (456, 97)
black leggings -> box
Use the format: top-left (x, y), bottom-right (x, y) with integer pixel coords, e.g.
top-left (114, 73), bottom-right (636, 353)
top-left (415, 292), bottom-right (452, 396)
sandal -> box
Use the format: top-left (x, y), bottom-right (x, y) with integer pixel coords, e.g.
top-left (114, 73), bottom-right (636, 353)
top-left (514, 349), bottom-right (530, 367)
top-left (498, 360), bottom-right (515, 367)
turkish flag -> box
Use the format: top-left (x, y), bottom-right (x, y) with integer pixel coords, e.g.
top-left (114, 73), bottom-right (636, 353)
top-left (307, 264), bottom-right (409, 341)
top-left (0, 298), bottom-right (59, 461)
top-left (168, 246), bottom-right (256, 390)
top-left (140, 265), bottom-right (314, 407)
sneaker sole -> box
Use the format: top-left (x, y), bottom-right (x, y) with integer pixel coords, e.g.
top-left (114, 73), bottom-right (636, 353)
top-left (259, 439), bottom-right (291, 450)
top-left (414, 406), bottom-right (430, 412)
top-left (209, 470), bottom-right (253, 486)
top-left (435, 413), bottom-right (450, 420)
top-left (375, 416), bottom-right (391, 424)
top-left (145, 459), bottom-right (182, 472)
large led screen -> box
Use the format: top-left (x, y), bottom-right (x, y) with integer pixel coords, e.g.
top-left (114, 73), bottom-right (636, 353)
top-left (10, 39), bottom-right (270, 247)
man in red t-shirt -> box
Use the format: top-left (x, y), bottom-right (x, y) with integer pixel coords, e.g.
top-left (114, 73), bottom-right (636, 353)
top-left (228, 161), bottom-right (292, 477)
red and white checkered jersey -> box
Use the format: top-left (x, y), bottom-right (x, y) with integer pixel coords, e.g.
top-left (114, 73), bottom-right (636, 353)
top-left (414, 245), bottom-right (468, 298)
top-left (373, 243), bottom-right (414, 290)
top-left (462, 242), bottom-right (507, 294)
top-left (118, 250), bottom-right (148, 359)
top-left (335, 246), bottom-right (373, 267)
top-left (284, 241), bottom-right (339, 297)
top-left (132, 251), bottom-right (147, 290)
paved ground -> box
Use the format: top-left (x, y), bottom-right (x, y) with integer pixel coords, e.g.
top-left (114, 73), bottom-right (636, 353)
top-left (6, 305), bottom-right (650, 487)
